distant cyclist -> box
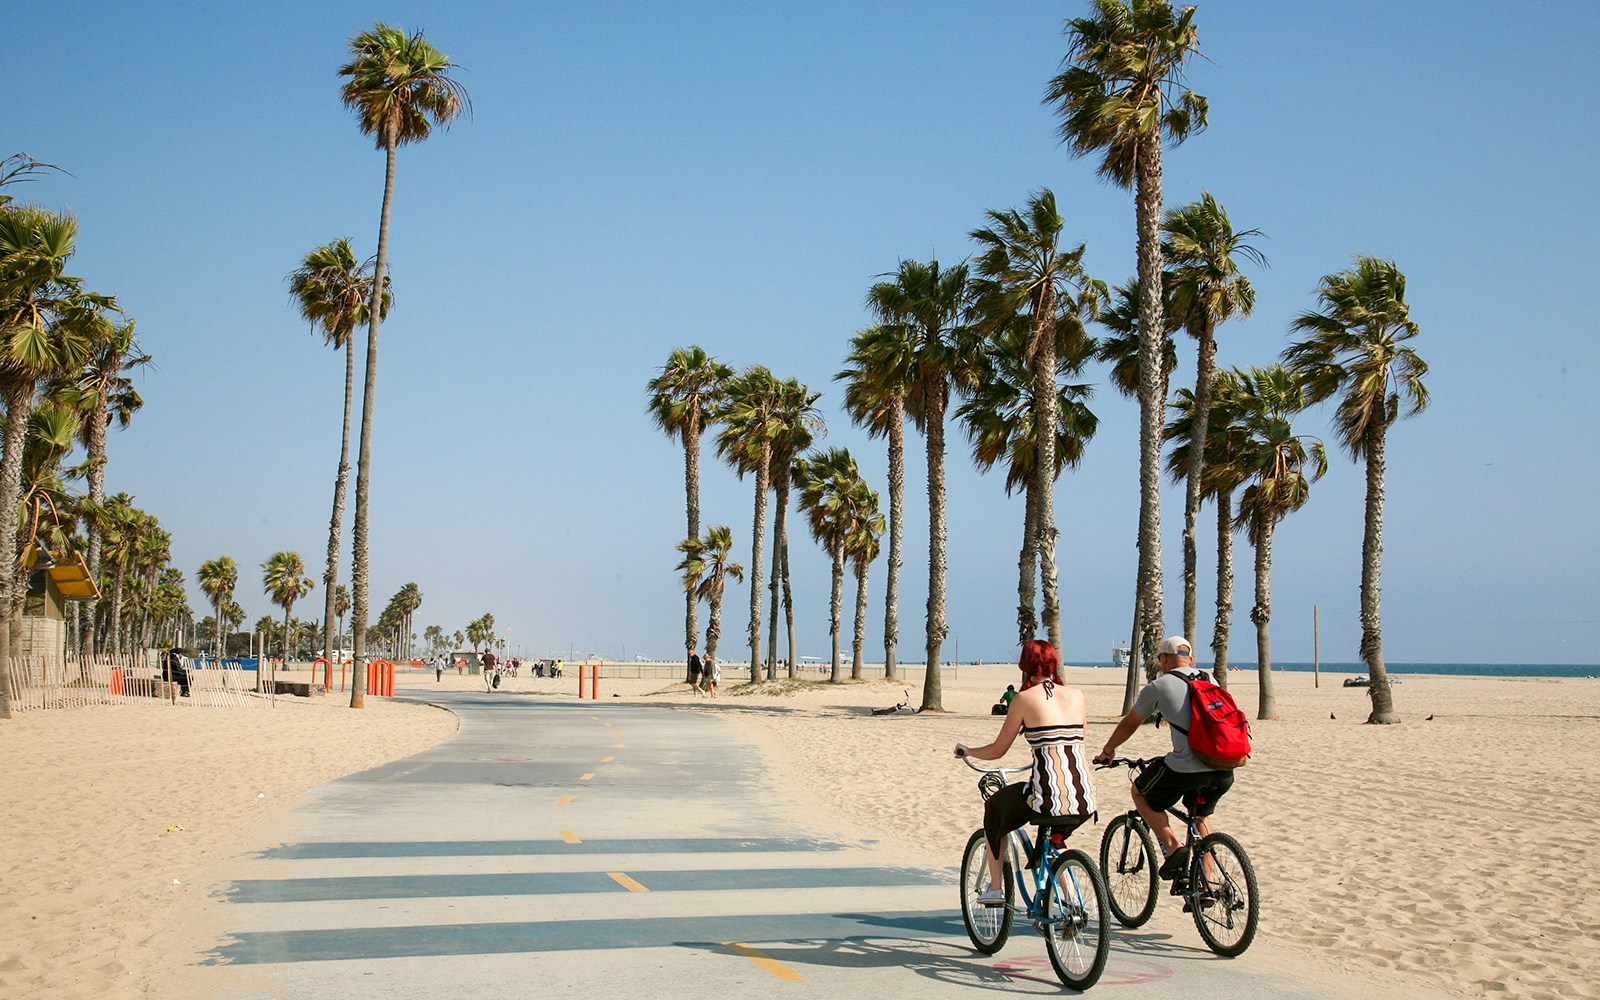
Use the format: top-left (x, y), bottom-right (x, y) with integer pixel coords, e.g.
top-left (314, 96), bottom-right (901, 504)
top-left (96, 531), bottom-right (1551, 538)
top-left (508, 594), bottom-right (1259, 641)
top-left (1094, 636), bottom-right (1234, 880)
top-left (955, 640), bottom-right (1096, 906)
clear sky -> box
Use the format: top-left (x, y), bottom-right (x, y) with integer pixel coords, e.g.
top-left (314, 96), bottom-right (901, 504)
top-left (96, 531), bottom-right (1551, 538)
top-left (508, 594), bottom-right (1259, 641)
top-left (9, 1), bottom-right (1598, 666)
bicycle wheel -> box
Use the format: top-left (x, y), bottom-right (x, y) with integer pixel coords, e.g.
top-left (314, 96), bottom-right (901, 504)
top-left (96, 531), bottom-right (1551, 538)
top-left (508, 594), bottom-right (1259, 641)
top-left (1189, 832), bottom-right (1259, 957)
top-left (1041, 848), bottom-right (1110, 990)
top-left (960, 828), bottom-right (1014, 954)
top-left (1099, 812), bottom-right (1159, 927)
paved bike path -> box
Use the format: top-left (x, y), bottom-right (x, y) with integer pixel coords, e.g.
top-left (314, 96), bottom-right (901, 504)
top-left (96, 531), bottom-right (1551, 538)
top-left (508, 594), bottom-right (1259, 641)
top-left (177, 689), bottom-right (1419, 999)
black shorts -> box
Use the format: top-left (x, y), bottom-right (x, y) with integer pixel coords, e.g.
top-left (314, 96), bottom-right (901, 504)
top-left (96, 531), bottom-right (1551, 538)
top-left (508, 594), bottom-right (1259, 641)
top-left (1133, 759), bottom-right (1233, 816)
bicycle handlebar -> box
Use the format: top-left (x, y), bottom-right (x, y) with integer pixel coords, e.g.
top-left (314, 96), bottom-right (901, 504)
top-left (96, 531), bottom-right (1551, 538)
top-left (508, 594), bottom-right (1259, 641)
top-left (1094, 756), bottom-right (1157, 770)
top-left (959, 754), bottom-right (1032, 777)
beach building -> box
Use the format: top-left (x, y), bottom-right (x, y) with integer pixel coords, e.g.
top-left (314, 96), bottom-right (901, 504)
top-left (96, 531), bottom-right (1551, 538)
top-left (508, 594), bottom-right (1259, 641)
top-left (15, 544), bottom-right (99, 659)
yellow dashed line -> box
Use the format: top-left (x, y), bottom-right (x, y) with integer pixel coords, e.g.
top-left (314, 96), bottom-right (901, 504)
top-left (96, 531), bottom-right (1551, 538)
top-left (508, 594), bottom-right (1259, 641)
top-left (607, 871), bottom-right (649, 892)
top-left (580, 773), bottom-right (595, 781)
top-left (613, 742), bottom-right (625, 748)
top-left (602, 723), bottom-right (613, 728)
top-left (557, 796), bottom-right (572, 808)
top-left (602, 755), bottom-right (614, 763)
top-left (725, 942), bottom-right (804, 981)
top-left (560, 830), bottom-right (581, 844)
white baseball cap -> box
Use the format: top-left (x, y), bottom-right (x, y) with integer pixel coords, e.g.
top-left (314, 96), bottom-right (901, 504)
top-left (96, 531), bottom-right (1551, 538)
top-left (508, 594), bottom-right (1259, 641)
top-left (1159, 636), bottom-right (1194, 657)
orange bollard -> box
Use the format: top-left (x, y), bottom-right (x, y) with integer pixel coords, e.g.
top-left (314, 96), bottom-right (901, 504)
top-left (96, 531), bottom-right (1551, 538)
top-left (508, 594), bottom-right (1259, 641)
top-left (110, 668), bottom-right (123, 696)
top-left (591, 663), bottom-right (600, 700)
top-left (313, 658), bottom-right (330, 692)
top-left (342, 658), bottom-right (353, 693)
top-left (578, 665), bottom-right (587, 700)
top-left (385, 661), bottom-right (395, 696)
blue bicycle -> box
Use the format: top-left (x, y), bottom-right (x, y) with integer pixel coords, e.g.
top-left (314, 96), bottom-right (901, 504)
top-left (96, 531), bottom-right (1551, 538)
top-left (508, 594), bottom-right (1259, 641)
top-left (958, 757), bottom-right (1110, 990)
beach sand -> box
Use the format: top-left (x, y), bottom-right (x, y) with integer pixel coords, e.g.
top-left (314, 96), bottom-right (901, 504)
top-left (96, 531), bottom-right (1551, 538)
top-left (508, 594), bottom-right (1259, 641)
top-left (0, 691), bottom-right (457, 1000)
top-left (3, 662), bottom-right (1593, 999)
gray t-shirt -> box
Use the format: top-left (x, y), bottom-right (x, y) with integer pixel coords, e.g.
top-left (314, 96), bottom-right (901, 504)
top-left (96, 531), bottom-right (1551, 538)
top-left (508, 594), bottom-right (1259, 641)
top-left (1131, 669), bottom-right (1216, 774)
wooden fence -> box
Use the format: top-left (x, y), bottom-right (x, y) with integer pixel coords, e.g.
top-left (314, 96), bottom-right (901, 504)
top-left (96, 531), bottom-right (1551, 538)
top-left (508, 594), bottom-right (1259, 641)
top-left (3, 654), bottom-right (262, 712)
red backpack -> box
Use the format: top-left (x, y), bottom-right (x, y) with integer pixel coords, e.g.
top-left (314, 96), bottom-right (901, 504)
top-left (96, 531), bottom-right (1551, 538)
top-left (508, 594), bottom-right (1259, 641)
top-left (1170, 671), bottom-right (1252, 769)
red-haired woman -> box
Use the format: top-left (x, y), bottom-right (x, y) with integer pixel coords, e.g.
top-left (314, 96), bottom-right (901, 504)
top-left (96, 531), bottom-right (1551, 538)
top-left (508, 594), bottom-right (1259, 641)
top-left (955, 639), bottom-right (1096, 906)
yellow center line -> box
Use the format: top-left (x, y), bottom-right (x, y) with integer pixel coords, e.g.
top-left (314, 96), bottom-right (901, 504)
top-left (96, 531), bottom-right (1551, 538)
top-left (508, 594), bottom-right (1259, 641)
top-left (580, 773), bottom-right (595, 781)
top-left (560, 830), bottom-right (581, 844)
top-left (589, 715), bottom-right (598, 720)
top-left (607, 871), bottom-right (649, 892)
top-left (724, 942), bottom-right (804, 981)
top-left (613, 742), bottom-right (626, 748)
top-left (602, 723), bottom-right (613, 728)
top-left (556, 796), bottom-right (572, 808)
top-left (601, 755), bottom-right (614, 763)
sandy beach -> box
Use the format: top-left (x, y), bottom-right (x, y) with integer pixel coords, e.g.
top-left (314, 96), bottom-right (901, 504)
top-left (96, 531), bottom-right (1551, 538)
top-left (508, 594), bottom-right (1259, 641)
top-left (2, 663), bottom-right (1594, 999)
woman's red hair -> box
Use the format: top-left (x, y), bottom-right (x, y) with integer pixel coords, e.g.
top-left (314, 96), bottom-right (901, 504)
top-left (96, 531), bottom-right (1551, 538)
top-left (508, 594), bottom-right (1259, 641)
top-left (1019, 640), bottom-right (1062, 684)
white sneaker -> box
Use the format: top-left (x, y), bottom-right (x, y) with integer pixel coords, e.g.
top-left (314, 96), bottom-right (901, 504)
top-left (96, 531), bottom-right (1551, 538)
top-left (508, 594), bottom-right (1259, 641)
top-left (976, 887), bottom-right (1006, 907)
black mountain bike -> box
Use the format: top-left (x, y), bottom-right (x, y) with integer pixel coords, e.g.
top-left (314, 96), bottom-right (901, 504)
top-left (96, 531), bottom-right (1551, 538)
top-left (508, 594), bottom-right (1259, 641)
top-left (1096, 757), bottom-right (1259, 957)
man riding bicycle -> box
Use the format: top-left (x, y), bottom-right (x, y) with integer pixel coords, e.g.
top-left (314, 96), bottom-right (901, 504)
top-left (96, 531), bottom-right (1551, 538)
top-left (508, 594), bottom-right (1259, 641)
top-left (1093, 636), bottom-right (1233, 880)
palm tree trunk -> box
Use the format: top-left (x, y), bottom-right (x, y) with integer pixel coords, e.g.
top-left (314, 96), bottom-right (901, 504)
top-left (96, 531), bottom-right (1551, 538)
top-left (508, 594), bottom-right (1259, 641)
top-left (1133, 133), bottom-right (1168, 668)
top-left (1017, 479), bottom-right (1040, 645)
top-left (781, 535), bottom-right (797, 679)
top-left (320, 336), bottom-right (355, 691)
top-left (852, 558), bottom-right (869, 680)
top-left (829, 546), bottom-right (844, 682)
top-left (1032, 296), bottom-right (1062, 653)
top-left (1183, 319), bottom-right (1218, 645)
top-left (683, 416), bottom-right (700, 678)
top-left (109, 567), bottom-right (126, 656)
top-left (0, 381), bottom-right (35, 718)
top-left (1362, 423), bottom-right (1398, 723)
top-left (350, 135), bottom-right (398, 710)
top-left (921, 383), bottom-right (948, 712)
top-left (1250, 518), bottom-right (1278, 720)
top-left (883, 401), bottom-right (904, 681)
top-left (1211, 491), bottom-right (1234, 689)
top-left (767, 462), bottom-right (790, 669)
top-left (214, 599), bottom-right (224, 665)
top-left (705, 585), bottom-right (722, 664)
top-left (82, 384), bottom-right (110, 658)
top-left (747, 445), bottom-right (770, 682)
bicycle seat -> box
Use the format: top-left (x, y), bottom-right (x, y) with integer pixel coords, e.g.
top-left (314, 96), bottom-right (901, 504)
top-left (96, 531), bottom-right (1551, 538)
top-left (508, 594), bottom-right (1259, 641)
top-left (1024, 814), bottom-right (1091, 868)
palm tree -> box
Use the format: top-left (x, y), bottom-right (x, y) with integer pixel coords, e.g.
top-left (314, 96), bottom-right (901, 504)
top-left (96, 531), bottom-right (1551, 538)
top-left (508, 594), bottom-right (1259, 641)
top-left (837, 324), bottom-right (917, 681)
top-left (647, 346), bottom-right (733, 678)
top-left (867, 258), bottom-right (975, 712)
top-left (339, 22), bottom-right (469, 709)
top-left (263, 551), bottom-right (314, 705)
top-left (676, 526), bottom-right (743, 669)
top-left (1229, 366), bottom-right (1326, 720)
top-left (714, 365), bottom-right (786, 682)
top-left (0, 206), bottom-right (112, 716)
top-left (198, 557), bottom-right (238, 661)
top-left (765, 378), bottom-right (823, 677)
top-left (1165, 373), bottom-right (1250, 688)
top-left (1048, 0), bottom-right (1207, 688)
top-left (1283, 257), bottom-right (1428, 725)
top-left (1163, 192), bottom-right (1265, 645)
top-left (970, 189), bottom-right (1105, 651)
top-left (1096, 275), bottom-right (1180, 704)
top-left (288, 238), bottom-right (389, 689)
top-left (845, 483), bottom-right (885, 680)
top-left (958, 316), bottom-right (1098, 647)
top-left (334, 584), bottom-right (351, 651)
top-left (45, 314), bottom-right (147, 655)
top-left (797, 448), bottom-right (876, 682)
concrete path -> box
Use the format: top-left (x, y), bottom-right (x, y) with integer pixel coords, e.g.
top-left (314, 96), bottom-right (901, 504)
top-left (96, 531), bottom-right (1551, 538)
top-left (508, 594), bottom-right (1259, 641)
top-left (179, 690), bottom-right (1401, 998)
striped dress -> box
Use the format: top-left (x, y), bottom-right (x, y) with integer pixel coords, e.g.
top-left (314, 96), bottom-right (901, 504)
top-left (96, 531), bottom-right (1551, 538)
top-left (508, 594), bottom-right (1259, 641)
top-left (1023, 722), bottom-right (1096, 817)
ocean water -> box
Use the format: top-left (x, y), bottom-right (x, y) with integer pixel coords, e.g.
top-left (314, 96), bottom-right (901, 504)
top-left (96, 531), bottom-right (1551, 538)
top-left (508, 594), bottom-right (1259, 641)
top-left (1078, 660), bottom-right (1599, 679)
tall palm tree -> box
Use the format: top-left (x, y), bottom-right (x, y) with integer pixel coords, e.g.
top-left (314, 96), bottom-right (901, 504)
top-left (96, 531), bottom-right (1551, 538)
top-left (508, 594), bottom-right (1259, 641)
top-left (1048, 0), bottom-right (1207, 687)
top-left (959, 316), bottom-right (1099, 646)
top-left (1163, 192), bottom-right (1265, 644)
top-left (1283, 256), bottom-right (1428, 725)
top-left (797, 448), bottom-right (875, 682)
top-left (867, 258), bottom-right (975, 712)
top-left (845, 482), bottom-right (885, 680)
top-left (837, 324), bottom-right (916, 681)
top-left (334, 584), bottom-right (351, 651)
top-left (764, 378), bottom-right (823, 677)
top-left (714, 365), bottom-right (786, 682)
top-left (1165, 373), bottom-right (1250, 688)
top-left (1229, 366), bottom-right (1326, 720)
top-left (263, 551), bottom-right (314, 705)
top-left (0, 206), bottom-right (111, 716)
top-left (676, 525), bottom-right (743, 670)
top-left (45, 314), bottom-right (146, 655)
top-left (647, 345), bottom-right (733, 678)
top-left (288, 238), bottom-right (389, 689)
top-left (339, 22), bottom-right (469, 709)
top-left (970, 190), bottom-right (1105, 651)
top-left (198, 557), bottom-right (238, 661)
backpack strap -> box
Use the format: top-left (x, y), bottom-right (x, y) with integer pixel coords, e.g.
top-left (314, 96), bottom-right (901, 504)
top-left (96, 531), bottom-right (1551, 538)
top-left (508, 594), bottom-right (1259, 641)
top-left (1164, 669), bottom-right (1209, 735)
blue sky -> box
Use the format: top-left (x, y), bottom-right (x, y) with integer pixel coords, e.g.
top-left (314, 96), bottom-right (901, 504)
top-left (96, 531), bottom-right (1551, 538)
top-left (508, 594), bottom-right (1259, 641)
top-left (9, 1), bottom-right (1597, 665)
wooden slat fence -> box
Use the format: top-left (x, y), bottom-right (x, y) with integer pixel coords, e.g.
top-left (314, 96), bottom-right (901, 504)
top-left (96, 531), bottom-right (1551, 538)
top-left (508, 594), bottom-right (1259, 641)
top-left (3, 654), bottom-right (262, 712)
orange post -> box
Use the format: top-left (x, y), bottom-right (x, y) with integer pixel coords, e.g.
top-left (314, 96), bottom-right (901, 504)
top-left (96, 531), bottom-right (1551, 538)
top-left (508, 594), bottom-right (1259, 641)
top-left (591, 663), bottom-right (600, 700)
top-left (313, 658), bottom-right (330, 692)
top-left (109, 668), bottom-right (123, 696)
top-left (385, 661), bottom-right (395, 696)
top-left (578, 665), bottom-right (586, 700)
